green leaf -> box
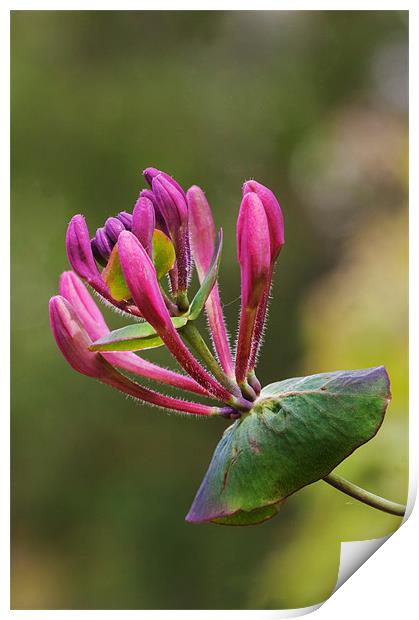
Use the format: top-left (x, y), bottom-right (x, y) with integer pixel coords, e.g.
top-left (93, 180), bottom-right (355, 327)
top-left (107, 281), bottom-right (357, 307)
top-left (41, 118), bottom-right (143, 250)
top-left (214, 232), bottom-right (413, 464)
top-left (189, 230), bottom-right (223, 321)
top-left (152, 229), bottom-right (176, 280)
top-left (89, 316), bottom-right (188, 352)
top-left (102, 244), bottom-right (131, 301)
top-left (186, 366), bottom-right (391, 525)
top-left (211, 504), bottom-right (281, 526)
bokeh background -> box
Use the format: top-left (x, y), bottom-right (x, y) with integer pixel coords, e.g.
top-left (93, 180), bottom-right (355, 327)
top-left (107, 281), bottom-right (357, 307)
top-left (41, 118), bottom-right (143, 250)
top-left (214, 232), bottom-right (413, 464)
top-left (11, 10), bottom-right (408, 610)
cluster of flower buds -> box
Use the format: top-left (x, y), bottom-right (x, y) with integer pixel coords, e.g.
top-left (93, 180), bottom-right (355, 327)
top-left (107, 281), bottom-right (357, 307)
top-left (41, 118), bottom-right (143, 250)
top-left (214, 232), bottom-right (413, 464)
top-left (50, 167), bottom-right (284, 420)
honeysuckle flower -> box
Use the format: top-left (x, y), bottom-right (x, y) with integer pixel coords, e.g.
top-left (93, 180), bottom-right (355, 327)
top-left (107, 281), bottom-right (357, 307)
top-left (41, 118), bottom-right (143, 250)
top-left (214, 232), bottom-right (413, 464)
top-left (132, 196), bottom-right (155, 257)
top-left (151, 174), bottom-right (191, 300)
top-left (143, 166), bottom-right (186, 197)
top-left (188, 185), bottom-right (235, 381)
top-left (50, 166), bottom-right (400, 527)
top-left (57, 167), bottom-right (283, 419)
top-left (242, 181), bottom-right (284, 389)
top-left (49, 295), bottom-right (232, 417)
top-left (235, 192), bottom-right (271, 387)
top-left (139, 189), bottom-right (169, 236)
top-left (242, 179), bottom-right (284, 262)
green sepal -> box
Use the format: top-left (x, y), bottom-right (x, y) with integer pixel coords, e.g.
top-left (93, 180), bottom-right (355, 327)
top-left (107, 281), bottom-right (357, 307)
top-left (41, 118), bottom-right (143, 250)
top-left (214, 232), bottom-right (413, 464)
top-left (102, 244), bottom-right (131, 301)
top-left (186, 367), bottom-right (391, 526)
top-left (152, 229), bottom-right (176, 280)
top-left (189, 230), bottom-right (223, 321)
top-left (89, 316), bottom-right (188, 352)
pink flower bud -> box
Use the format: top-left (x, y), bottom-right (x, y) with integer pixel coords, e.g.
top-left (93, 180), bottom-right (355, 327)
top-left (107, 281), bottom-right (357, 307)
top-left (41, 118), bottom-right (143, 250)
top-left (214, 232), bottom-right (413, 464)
top-left (152, 175), bottom-right (190, 292)
top-left (242, 181), bottom-right (284, 381)
top-left (118, 231), bottom-right (171, 332)
top-left (49, 295), bottom-right (111, 379)
top-left (59, 270), bottom-right (209, 397)
top-left (59, 271), bottom-right (108, 342)
top-left (66, 215), bottom-right (104, 288)
top-left (237, 193), bottom-right (271, 309)
top-left (187, 185), bottom-right (216, 276)
top-left (187, 185), bottom-right (235, 380)
top-left (242, 180), bottom-right (284, 261)
top-left (132, 196), bottom-right (155, 257)
top-left (49, 295), bottom-right (230, 417)
top-left (151, 174), bottom-right (188, 233)
top-left (143, 167), bottom-right (186, 197)
top-left (235, 192), bottom-right (271, 385)
top-left (139, 189), bottom-right (169, 235)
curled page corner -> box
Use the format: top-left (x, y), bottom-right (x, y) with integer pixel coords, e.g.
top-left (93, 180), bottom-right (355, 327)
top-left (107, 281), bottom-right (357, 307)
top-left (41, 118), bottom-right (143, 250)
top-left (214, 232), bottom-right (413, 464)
top-left (270, 603), bottom-right (324, 618)
top-left (333, 534), bottom-right (391, 593)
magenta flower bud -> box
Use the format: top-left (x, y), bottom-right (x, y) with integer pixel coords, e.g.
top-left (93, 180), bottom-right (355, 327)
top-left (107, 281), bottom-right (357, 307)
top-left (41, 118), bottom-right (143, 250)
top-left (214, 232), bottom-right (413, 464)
top-left (237, 193), bottom-right (271, 309)
top-left (66, 215), bottom-right (105, 287)
top-left (91, 226), bottom-right (113, 266)
top-left (187, 186), bottom-right (215, 276)
top-left (49, 295), bottom-right (111, 379)
top-left (59, 271), bottom-right (109, 342)
top-left (187, 185), bottom-right (235, 380)
top-left (242, 180), bottom-right (284, 261)
top-left (132, 196), bottom-right (155, 257)
top-left (118, 231), bottom-right (171, 332)
top-left (139, 189), bottom-right (169, 235)
top-left (59, 270), bottom-right (210, 397)
top-left (242, 181), bottom-right (284, 381)
top-left (49, 295), bottom-right (227, 417)
top-left (152, 175), bottom-right (190, 292)
top-left (105, 217), bottom-right (125, 243)
top-left (235, 192), bottom-right (271, 385)
top-left (151, 174), bottom-right (188, 231)
top-left (117, 211), bottom-right (133, 230)
top-left (143, 167), bottom-right (185, 197)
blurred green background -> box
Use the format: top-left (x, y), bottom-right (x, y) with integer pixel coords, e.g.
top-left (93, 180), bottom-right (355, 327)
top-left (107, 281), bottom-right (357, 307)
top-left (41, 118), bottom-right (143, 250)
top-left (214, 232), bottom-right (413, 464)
top-left (11, 10), bottom-right (408, 610)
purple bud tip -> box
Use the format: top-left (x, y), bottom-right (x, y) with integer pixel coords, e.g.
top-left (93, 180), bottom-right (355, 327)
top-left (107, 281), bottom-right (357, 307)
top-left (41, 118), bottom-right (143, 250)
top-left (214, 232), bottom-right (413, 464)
top-left (132, 196), bottom-right (156, 257)
top-left (143, 167), bottom-right (186, 197)
top-left (242, 180), bottom-right (284, 261)
top-left (66, 215), bottom-right (102, 283)
top-left (187, 185), bottom-right (215, 276)
top-left (152, 174), bottom-right (188, 231)
top-left (91, 227), bottom-right (113, 267)
top-left (117, 211), bottom-right (133, 230)
top-left (140, 189), bottom-right (168, 235)
top-left (105, 217), bottom-right (125, 243)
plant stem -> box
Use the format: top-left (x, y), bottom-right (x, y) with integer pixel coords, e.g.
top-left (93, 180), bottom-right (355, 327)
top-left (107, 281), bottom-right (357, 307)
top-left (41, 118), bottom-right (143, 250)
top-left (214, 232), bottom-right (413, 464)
top-left (177, 290), bottom-right (190, 313)
top-left (181, 322), bottom-right (241, 397)
top-left (323, 472), bottom-right (406, 517)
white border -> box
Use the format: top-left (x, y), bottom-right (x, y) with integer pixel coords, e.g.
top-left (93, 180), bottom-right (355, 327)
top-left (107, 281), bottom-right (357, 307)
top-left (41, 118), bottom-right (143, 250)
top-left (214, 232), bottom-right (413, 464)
top-left (3, 3), bottom-right (416, 619)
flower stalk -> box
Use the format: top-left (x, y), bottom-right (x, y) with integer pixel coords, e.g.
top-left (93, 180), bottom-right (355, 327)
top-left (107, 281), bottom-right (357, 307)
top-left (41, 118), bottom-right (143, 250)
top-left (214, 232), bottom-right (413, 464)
top-left (323, 472), bottom-right (406, 517)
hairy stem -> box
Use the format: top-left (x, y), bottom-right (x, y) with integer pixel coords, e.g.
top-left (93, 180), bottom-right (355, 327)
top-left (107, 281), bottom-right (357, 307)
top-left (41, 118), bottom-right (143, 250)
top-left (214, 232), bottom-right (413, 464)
top-left (323, 472), bottom-right (406, 517)
top-left (177, 290), bottom-right (190, 313)
top-left (181, 322), bottom-right (241, 398)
